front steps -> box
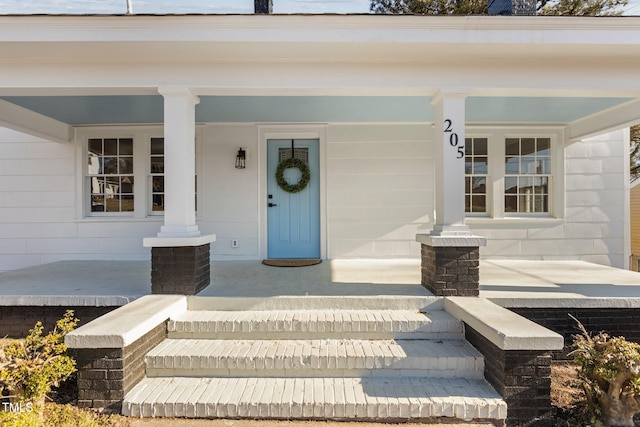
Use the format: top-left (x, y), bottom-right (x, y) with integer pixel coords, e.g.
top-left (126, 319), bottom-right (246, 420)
top-left (122, 297), bottom-right (506, 423)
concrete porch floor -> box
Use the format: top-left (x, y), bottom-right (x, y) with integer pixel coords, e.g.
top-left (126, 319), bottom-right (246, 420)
top-left (2, 258), bottom-right (640, 308)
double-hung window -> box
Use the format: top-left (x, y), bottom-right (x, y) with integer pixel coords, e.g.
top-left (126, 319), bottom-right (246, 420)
top-left (504, 137), bottom-right (551, 214)
top-left (465, 137), bottom-right (488, 214)
top-left (150, 137), bottom-right (165, 213)
top-left (464, 131), bottom-right (557, 218)
top-left (87, 138), bottom-right (134, 213)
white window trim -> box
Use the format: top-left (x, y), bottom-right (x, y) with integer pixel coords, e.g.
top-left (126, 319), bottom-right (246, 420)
top-left (76, 125), bottom-right (203, 220)
top-left (465, 126), bottom-right (565, 222)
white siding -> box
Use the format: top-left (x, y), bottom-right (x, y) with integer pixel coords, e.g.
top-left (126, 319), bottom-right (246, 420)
top-left (472, 129), bottom-right (628, 268)
top-left (326, 124), bottom-right (433, 258)
top-left (0, 127), bottom-right (155, 271)
top-left (201, 124), bottom-right (260, 260)
top-left (201, 123), bottom-right (434, 260)
top-left (0, 124), bottom-right (629, 270)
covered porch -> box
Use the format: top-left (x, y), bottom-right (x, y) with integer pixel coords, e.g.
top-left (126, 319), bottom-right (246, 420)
top-left (0, 14), bottom-right (639, 298)
top-left (2, 258), bottom-right (640, 304)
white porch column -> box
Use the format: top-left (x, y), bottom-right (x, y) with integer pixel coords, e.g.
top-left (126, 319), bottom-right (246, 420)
top-left (143, 87), bottom-right (215, 295)
top-left (431, 89), bottom-right (470, 237)
top-left (158, 87), bottom-right (200, 238)
top-left (416, 89), bottom-right (486, 297)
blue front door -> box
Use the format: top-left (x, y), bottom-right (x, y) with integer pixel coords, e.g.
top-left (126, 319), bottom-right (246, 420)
top-left (267, 139), bottom-right (320, 259)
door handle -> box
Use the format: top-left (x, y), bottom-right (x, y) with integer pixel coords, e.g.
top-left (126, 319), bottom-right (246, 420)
top-left (268, 203), bottom-right (278, 207)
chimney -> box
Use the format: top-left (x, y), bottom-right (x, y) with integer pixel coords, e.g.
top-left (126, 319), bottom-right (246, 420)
top-left (488, 0), bottom-right (536, 15)
top-left (254, 0), bottom-right (273, 14)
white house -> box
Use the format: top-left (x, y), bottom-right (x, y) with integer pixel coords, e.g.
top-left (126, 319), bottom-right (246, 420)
top-left (0, 12), bottom-right (638, 293)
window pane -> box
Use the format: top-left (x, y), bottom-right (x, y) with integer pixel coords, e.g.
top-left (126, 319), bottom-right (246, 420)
top-left (519, 176), bottom-right (533, 191)
top-left (521, 138), bottom-right (535, 155)
top-left (153, 176), bottom-right (164, 193)
top-left (474, 138), bottom-right (488, 155)
top-left (473, 157), bottom-right (488, 174)
top-left (538, 157), bottom-right (551, 174)
top-left (505, 195), bottom-right (518, 212)
top-left (472, 177), bottom-right (486, 192)
top-left (119, 138), bottom-right (134, 155)
top-left (103, 157), bottom-right (118, 174)
top-left (151, 138), bottom-right (164, 155)
top-left (536, 176), bottom-right (549, 192)
top-left (537, 138), bottom-right (551, 155)
top-left (505, 138), bottom-right (519, 155)
top-left (106, 195), bottom-right (120, 212)
top-left (104, 138), bottom-right (118, 155)
top-left (121, 195), bottom-right (134, 212)
top-left (519, 194), bottom-right (533, 212)
top-left (105, 176), bottom-right (119, 193)
top-left (151, 157), bottom-right (164, 173)
top-left (88, 155), bottom-right (102, 174)
top-left (465, 139), bottom-right (472, 155)
top-left (465, 176), bottom-right (471, 193)
top-left (152, 195), bottom-right (165, 211)
top-left (88, 139), bottom-right (102, 155)
top-left (465, 160), bottom-right (473, 174)
top-left (471, 195), bottom-right (486, 212)
top-left (119, 157), bottom-right (134, 174)
top-left (521, 156), bottom-right (535, 174)
top-left (91, 195), bottom-right (105, 212)
top-left (505, 157), bottom-right (519, 174)
top-left (120, 176), bottom-right (134, 194)
top-left (465, 195), bottom-right (471, 212)
top-left (505, 177), bottom-right (518, 194)
top-left (534, 195), bottom-right (547, 212)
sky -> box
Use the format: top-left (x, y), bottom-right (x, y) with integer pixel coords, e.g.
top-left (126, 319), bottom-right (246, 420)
top-left (0, 0), bottom-right (637, 15)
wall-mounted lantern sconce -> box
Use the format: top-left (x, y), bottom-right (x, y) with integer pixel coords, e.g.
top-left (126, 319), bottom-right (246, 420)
top-left (235, 148), bottom-right (246, 169)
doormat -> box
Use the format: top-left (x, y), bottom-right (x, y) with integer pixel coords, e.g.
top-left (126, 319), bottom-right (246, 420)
top-left (262, 259), bottom-right (322, 267)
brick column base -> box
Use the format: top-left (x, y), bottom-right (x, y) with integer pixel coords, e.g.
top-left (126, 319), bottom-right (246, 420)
top-left (151, 244), bottom-right (210, 294)
top-left (74, 322), bottom-right (166, 411)
top-left (465, 325), bottom-right (553, 426)
top-left (420, 244), bottom-right (480, 296)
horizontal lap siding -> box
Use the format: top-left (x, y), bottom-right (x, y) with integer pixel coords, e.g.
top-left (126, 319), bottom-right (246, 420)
top-left (0, 127), bottom-right (154, 271)
top-left (474, 130), bottom-right (627, 268)
top-left (326, 124), bottom-right (433, 259)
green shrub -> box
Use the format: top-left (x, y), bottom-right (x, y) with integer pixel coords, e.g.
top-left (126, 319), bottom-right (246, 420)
top-left (0, 403), bottom-right (131, 427)
top-left (0, 311), bottom-right (78, 408)
top-left (571, 315), bottom-right (640, 427)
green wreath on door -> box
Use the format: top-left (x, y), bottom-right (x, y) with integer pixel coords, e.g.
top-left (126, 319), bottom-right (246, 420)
top-left (275, 158), bottom-right (311, 194)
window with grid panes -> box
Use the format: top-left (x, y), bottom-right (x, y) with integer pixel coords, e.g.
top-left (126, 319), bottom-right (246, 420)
top-left (504, 137), bottom-right (551, 213)
top-left (150, 137), bottom-right (165, 212)
top-left (87, 138), bottom-right (134, 213)
top-left (148, 137), bottom-right (197, 213)
top-left (465, 137), bottom-right (488, 214)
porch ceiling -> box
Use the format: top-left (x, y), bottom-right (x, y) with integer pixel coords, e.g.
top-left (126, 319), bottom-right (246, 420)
top-left (0, 95), bottom-right (633, 126)
top-left (1, 14), bottom-right (640, 138)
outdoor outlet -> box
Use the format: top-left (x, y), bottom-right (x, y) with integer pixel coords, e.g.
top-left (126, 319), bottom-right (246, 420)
top-left (231, 239), bottom-right (239, 248)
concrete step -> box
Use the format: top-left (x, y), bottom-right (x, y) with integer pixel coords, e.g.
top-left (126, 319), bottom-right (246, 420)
top-left (122, 376), bottom-right (507, 421)
top-left (145, 338), bottom-right (484, 379)
top-left (167, 309), bottom-right (463, 340)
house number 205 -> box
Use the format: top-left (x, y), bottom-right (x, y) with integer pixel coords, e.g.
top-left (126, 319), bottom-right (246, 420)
top-left (444, 119), bottom-right (464, 159)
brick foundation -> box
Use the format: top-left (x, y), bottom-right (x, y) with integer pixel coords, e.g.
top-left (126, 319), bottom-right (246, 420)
top-left (151, 244), bottom-right (210, 294)
top-left (509, 307), bottom-right (640, 358)
top-left (465, 324), bottom-right (553, 426)
top-left (73, 322), bottom-right (167, 411)
top-left (0, 306), bottom-right (118, 338)
top-left (420, 244), bottom-right (480, 296)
